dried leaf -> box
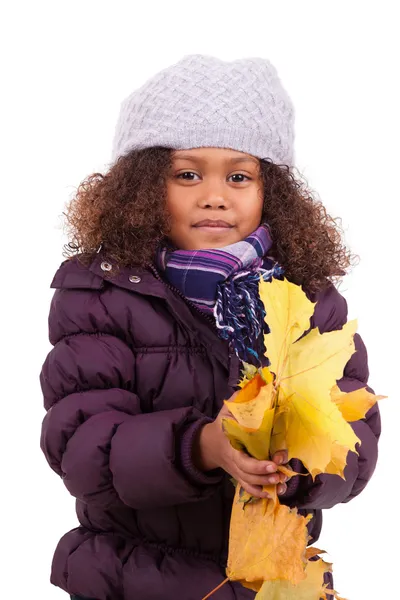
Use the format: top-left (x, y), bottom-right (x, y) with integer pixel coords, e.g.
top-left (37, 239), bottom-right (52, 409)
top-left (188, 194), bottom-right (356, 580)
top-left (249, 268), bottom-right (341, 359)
top-left (225, 378), bottom-right (274, 427)
top-left (324, 442), bottom-right (350, 479)
top-left (330, 384), bottom-right (386, 421)
top-left (277, 319), bottom-right (358, 396)
top-left (234, 371), bottom-right (265, 404)
top-left (238, 366), bottom-right (274, 392)
top-left (222, 377), bottom-right (276, 461)
top-left (222, 407), bottom-right (275, 461)
top-left (238, 487), bottom-right (258, 506)
top-left (271, 389), bottom-right (360, 478)
top-left (239, 362), bottom-right (260, 388)
top-left (227, 485), bottom-right (311, 590)
top-left (305, 547), bottom-right (327, 559)
top-left (258, 276), bottom-right (317, 380)
top-left (260, 277), bottom-right (380, 478)
top-left (277, 464), bottom-right (305, 478)
top-left (255, 557), bottom-right (333, 600)
top-left (217, 277), bottom-right (385, 600)
top-left (239, 485), bottom-right (280, 514)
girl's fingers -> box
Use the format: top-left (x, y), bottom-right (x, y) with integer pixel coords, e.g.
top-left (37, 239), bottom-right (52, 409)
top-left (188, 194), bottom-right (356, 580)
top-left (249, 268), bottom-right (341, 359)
top-left (238, 481), bottom-right (287, 499)
top-left (272, 449), bottom-right (288, 465)
top-left (234, 451), bottom-right (277, 475)
top-left (277, 483), bottom-right (287, 495)
top-left (278, 471), bottom-right (289, 483)
top-left (236, 470), bottom-right (281, 487)
top-left (239, 481), bottom-right (270, 499)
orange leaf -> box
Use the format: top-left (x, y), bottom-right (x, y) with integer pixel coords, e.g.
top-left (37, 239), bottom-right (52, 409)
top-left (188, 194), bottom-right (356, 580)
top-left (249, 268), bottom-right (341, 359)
top-left (277, 464), bottom-right (306, 478)
top-left (227, 484), bottom-right (311, 590)
top-left (221, 277), bottom-right (386, 600)
top-left (235, 372), bottom-right (265, 404)
top-left (305, 547), bottom-right (327, 560)
top-left (330, 384), bottom-right (385, 421)
top-left (223, 380), bottom-right (275, 461)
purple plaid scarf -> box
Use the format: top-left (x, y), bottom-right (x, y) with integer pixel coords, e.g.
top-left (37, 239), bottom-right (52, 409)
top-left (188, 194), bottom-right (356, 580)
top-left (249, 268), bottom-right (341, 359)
top-left (155, 224), bottom-right (285, 365)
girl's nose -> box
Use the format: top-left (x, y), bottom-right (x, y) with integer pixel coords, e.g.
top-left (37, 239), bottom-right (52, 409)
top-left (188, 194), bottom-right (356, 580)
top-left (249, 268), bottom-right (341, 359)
top-left (196, 177), bottom-right (233, 209)
top-left (197, 185), bottom-right (230, 209)
top-left (198, 195), bottom-right (228, 209)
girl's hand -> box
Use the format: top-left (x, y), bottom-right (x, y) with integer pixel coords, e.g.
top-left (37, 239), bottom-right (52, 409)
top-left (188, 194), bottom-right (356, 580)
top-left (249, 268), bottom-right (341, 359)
top-left (194, 396), bottom-right (290, 499)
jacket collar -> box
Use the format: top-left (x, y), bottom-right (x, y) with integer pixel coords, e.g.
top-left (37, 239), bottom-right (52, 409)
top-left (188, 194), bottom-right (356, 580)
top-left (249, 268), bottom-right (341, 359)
top-left (89, 253), bottom-right (168, 298)
top-left (52, 253), bottom-right (231, 371)
top-left (92, 253), bottom-right (232, 369)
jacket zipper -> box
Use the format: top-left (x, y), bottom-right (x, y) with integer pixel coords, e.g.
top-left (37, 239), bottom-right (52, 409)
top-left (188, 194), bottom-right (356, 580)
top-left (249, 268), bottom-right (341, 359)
top-left (148, 264), bottom-right (219, 332)
top-left (149, 264), bottom-right (239, 383)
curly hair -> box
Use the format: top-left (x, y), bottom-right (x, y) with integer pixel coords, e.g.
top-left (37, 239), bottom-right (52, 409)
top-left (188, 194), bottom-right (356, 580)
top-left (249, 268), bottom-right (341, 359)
top-left (63, 146), bottom-right (358, 294)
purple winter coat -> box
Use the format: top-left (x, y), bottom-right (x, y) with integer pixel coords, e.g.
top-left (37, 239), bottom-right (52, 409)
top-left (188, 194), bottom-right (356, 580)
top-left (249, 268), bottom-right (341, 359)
top-left (40, 252), bottom-right (381, 600)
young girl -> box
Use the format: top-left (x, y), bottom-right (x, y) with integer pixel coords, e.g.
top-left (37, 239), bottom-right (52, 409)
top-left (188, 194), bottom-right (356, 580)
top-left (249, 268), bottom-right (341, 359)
top-left (40, 54), bottom-right (380, 600)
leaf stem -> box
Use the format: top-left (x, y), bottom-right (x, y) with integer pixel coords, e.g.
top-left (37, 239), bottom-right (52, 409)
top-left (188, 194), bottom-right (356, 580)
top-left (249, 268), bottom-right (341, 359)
top-left (201, 577), bottom-right (230, 600)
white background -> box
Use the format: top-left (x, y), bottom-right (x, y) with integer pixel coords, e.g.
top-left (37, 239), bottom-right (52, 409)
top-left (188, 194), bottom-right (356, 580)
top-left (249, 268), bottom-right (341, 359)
top-left (1, 1), bottom-right (397, 599)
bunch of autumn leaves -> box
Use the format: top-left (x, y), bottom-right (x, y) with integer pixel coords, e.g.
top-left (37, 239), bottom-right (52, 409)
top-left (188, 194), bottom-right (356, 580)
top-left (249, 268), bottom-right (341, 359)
top-left (203, 277), bottom-right (384, 600)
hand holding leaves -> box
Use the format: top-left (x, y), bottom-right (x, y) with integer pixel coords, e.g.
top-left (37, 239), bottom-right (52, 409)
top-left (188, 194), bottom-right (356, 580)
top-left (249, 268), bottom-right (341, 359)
top-left (202, 277), bottom-right (385, 600)
top-left (195, 398), bottom-right (289, 499)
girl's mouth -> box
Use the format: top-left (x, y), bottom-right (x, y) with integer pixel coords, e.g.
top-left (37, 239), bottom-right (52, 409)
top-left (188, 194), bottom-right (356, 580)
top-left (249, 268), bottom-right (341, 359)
top-left (193, 219), bottom-right (234, 230)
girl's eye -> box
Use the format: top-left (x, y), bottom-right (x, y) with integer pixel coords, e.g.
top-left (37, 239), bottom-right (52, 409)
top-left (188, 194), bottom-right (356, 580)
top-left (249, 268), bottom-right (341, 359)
top-left (176, 172), bottom-right (251, 182)
top-left (229, 173), bottom-right (251, 183)
top-left (176, 171), bottom-right (200, 180)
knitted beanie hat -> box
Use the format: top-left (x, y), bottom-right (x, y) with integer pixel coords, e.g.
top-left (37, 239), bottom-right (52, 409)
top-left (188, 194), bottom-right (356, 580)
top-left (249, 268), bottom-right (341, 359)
top-left (111, 53), bottom-right (295, 166)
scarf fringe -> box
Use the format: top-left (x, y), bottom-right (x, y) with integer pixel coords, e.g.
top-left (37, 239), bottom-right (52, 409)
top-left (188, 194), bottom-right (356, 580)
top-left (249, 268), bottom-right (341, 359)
top-left (213, 262), bottom-right (285, 366)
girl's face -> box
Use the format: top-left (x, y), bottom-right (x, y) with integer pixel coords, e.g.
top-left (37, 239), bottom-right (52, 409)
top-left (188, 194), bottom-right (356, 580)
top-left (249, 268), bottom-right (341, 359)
top-left (165, 147), bottom-right (264, 250)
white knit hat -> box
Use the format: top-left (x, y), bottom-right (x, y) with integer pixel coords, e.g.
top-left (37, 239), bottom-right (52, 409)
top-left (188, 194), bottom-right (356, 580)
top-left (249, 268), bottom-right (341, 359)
top-left (111, 53), bottom-right (295, 166)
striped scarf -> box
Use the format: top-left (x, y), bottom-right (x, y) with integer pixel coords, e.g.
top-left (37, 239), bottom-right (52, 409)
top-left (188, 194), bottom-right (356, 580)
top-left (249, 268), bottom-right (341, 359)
top-left (155, 224), bottom-right (285, 365)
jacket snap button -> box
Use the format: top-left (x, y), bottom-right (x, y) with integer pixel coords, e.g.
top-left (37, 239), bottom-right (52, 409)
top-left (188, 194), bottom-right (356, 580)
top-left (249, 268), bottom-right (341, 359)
top-left (129, 275), bottom-right (141, 284)
top-left (100, 261), bottom-right (112, 272)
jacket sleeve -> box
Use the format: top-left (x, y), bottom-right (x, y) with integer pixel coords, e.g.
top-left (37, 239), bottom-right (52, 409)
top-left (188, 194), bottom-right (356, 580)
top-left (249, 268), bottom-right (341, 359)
top-left (280, 283), bottom-right (381, 510)
top-left (40, 286), bottom-right (222, 511)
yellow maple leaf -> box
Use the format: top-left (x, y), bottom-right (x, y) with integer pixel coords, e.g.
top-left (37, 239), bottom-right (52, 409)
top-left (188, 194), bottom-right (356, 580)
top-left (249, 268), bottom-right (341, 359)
top-left (330, 384), bottom-right (386, 421)
top-left (258, 276), bottom-right (317, 379)
top-left (212, 277), bottom-right (384, 600)
top-left (278, 320), bottom-right (357, 401)
top-left (259, 277), bottom-right (380, 478)
top-left (270, 389), bottom-right (360, 477)
top-left (324, 442), bottom-right (350, 479)
top-left (227, 484), bottom-right (311, 590)
top-left (255, 557), bottom-right (338, 600)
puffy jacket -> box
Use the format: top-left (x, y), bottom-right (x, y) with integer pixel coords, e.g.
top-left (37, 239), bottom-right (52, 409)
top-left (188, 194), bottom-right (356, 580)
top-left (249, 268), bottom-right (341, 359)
top-left (40, 252), bottom-right (381, 600)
